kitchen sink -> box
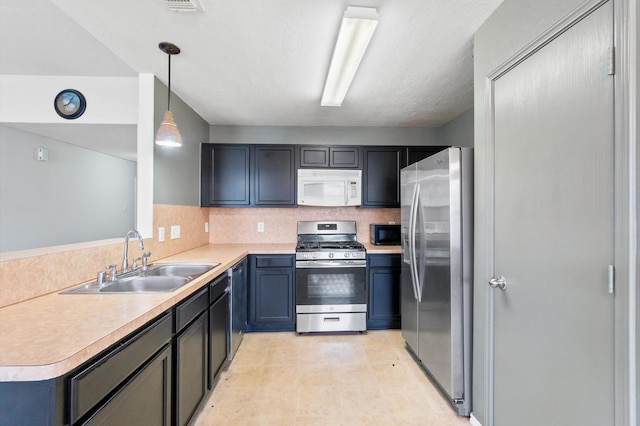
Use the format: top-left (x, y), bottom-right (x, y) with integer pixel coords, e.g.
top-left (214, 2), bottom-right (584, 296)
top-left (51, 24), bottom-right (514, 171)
top-left (98, 276), bottom-right (190, 293)
top-left (143, 264), bottom-right (216, 277)
top-left (61, 263), bottom-right (220, 294)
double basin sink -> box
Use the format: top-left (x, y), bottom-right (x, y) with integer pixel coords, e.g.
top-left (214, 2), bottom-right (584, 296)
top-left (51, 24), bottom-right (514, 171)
top-left (62, 263), bottom-right (220, 294)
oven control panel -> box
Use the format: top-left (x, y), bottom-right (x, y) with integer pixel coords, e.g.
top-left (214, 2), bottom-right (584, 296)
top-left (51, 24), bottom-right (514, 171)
top-left (296, 251), bottom-right (366, 261)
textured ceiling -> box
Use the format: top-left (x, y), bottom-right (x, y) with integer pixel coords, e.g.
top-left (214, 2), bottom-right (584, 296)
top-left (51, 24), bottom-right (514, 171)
top-left (1, 0), bottom-right (503, 128)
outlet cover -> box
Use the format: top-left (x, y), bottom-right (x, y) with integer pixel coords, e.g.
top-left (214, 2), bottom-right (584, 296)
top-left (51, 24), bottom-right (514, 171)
top-left (205, 222), bottom-right (209, 233)
top-left (257, 222), bottom-right (264, 232)
top-left (158, 227), bottom-right (165, 242)
top-left (170, 225), bottom-right (181, 239)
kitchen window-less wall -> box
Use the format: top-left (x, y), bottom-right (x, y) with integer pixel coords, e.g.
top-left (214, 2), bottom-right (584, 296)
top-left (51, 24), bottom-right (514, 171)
top-left (208, 108), bottom-right (473, 147)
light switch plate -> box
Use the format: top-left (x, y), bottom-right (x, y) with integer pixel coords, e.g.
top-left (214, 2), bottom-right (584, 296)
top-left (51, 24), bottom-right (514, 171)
top-left (170, 225), bottom-right (181, 239)
top-left (205, 222), bottom-right (209, 233)
top-left (158, 227), bottom-right (165, 242)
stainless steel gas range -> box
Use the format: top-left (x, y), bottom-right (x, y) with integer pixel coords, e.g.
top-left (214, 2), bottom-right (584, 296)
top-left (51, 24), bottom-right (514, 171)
top-left (295, 220), bottom-right (367, 333)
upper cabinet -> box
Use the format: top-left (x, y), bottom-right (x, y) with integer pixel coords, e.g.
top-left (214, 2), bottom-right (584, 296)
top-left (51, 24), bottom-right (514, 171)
top-left (201, 144), bottom-right (296, 207)
top-left (253, 145), bottom-right (296, 206)
top-left (298, 146), bottom-right (361, 169)
top-left (362, 146), bottom-right (405, 208)
top-left (201, 144), bottom-right (251, 206)
top-left (405, 146), bottom-right (447, 167)
top-left (202, 143), bottom-right (449, 209)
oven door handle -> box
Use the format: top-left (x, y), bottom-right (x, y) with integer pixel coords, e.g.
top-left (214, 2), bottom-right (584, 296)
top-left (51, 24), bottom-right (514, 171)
top-left (295, 261), bottom-right (366, 269)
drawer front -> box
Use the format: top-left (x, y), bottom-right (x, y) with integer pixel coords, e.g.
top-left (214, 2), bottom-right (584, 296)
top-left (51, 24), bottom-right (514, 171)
top-left (209, 273), bottom-right (228, 305)
top-left (255, 255), bottom-right (294, 269)
top-left (296, 312), bottom-right (366, 333)
top-left (367, 254), bottom-right (401, 268)
top-left (69, 313), bottom-right (172, 424)
top-left (175, 287), bottom-right (209, 333)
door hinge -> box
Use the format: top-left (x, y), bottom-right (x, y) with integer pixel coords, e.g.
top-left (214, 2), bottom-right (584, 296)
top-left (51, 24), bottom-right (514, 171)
top-left (607, 47), bottom-right (615, 75)
top-left (608, 265), bottom-right (615, 294)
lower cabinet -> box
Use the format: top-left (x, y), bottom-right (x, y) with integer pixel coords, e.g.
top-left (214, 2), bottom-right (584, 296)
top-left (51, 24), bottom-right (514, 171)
top-left (84, 344), bottom-right (172, 426)
top-left (247, 254), bottom-right (295, 331)
top-left (0, 264), bottom-right (245, 426)
top-left (173, 287), bottom-right (209, 426)
top-left (367, 254), bottom-right (402, 330)
top-left (70, 313), bottom-right (173, 425)
top-left (208, 273), bottom-right (229, 388)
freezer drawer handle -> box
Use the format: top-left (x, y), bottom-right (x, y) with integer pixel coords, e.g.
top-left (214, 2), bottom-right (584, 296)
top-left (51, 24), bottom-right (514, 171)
top-left (489, 276), bottom-right (507, 291)
top-left (323, 317), bottom-right (340, 322)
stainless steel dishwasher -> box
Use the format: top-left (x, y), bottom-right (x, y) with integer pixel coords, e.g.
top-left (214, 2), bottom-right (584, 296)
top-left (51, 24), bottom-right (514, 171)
top-left (227, 258), bottom-right (247, 360)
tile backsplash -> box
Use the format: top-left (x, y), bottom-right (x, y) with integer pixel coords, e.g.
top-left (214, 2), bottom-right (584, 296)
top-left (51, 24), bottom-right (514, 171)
top-left (0, 205), bottom-right (209, 307)
top-left (208, 207), bottom-right (400, 244)
top-left (0, 205), bottom-right (399, 307)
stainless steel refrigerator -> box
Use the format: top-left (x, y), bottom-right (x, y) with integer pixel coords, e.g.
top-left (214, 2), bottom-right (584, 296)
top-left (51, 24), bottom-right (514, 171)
top-left (401, 147), bottom-right (473, 416)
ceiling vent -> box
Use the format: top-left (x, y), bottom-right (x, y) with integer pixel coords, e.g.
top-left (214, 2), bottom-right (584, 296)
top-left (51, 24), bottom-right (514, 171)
top-left (166, 0), bottom-right (205, 12)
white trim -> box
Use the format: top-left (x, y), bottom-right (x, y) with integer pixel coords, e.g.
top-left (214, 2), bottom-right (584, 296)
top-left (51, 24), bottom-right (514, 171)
top-left (137, 73), bottom-right (154, 239)
top-left (470, 413), bottom-right (483, 426)
top-left (0, 238), bottom-right (125, 261)
top-left (613, 0), bottom-right (638, 423)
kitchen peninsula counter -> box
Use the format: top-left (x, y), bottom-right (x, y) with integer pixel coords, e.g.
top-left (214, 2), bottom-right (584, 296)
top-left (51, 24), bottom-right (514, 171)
top-left (0, 243), bottom-right (294, 382)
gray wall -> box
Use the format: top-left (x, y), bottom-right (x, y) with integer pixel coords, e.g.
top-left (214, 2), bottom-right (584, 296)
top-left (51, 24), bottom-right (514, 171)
top-left (153, 78), bottom-right (209, 206)
top-left (210, 124), bottom-right (438, 146)
top-left (473, 1), bottom-right (638, 425)
top-left (209, 108), bottom-right (473, 148)
top-left (0, 125), bottom-right (135, 251)
top-left (440, 108), bottom-right (474, 147)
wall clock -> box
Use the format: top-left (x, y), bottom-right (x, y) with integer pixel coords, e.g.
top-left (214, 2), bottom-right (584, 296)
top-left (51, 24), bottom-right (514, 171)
top-left (54, 89), bottom-right (86, 119)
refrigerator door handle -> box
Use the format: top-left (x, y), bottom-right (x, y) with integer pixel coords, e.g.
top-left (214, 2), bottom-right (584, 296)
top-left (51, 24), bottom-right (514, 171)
top-left (409, 185), bottom-right (421, 302)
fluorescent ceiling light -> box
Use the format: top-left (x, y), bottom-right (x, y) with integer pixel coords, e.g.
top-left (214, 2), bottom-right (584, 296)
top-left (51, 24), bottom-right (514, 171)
top-left (321, 7), bottom-right (379, 107)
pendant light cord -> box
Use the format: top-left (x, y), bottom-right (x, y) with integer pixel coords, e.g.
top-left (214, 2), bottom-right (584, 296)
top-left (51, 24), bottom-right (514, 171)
top-left (167, 54), bottom-right (171, 111)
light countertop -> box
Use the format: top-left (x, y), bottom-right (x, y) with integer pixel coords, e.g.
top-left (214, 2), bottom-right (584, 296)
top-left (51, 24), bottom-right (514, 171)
top-left (0, 243), bottom-right (400, 382)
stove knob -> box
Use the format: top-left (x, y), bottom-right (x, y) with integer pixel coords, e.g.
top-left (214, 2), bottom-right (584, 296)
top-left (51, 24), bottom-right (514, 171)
top-left (344, 252), bottom-right (350, 258)
top-left (312, 253), bottom-right (318, 259)
top-left (328, 253), bottom-right (334, 259)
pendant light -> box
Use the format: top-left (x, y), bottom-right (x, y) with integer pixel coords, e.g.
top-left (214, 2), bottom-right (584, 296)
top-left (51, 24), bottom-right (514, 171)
top-left (155, 42), bottom-right (182, 147)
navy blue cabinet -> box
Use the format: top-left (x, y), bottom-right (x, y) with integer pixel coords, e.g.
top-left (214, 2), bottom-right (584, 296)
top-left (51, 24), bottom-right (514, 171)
top-left (405, 146), bottom-right (447, 167)
top-left (367, 254), bottom-right (402, 330)
top-left (173, 287), bottom-right (209, 426)
top-left (362, 146), bottom-right (405, 208)
top-left (201, 144), bottom-right (251, 206)
top-left (247, 255), bottom-right (295, 331)
top-left (201, 144), bottom-right (296, 207)
top-left (208, 273), bottom-right (229, 388)
top-left (253, 145), bottom-right (296, 206)
top-left (298, 145), bottom-right (361, 168)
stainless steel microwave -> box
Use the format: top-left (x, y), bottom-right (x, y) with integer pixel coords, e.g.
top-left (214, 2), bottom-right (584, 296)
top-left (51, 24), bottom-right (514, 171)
top-left (370, 224), bottom-right (401, 245)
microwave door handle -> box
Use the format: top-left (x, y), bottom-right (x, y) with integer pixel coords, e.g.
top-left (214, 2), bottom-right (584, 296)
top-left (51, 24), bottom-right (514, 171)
top-left (344, 181), bottom-right (349, 205)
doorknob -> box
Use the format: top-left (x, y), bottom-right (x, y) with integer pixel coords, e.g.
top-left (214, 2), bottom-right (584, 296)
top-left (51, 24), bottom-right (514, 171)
top-left (489, 276), bottom-right (507, 290)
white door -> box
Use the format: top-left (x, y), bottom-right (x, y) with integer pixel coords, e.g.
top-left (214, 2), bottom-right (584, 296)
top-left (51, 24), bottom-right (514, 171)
top-left (491, 2), bottom-right (615, 425)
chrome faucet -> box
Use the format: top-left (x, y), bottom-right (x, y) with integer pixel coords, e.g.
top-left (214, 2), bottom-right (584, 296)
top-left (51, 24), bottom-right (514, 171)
top-left (122, 229), bottom-right (144, 273)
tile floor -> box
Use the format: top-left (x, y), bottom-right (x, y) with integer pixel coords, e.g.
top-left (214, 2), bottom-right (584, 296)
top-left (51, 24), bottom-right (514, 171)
top-left (194, 330), bottom-right (471, 425)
